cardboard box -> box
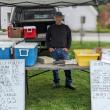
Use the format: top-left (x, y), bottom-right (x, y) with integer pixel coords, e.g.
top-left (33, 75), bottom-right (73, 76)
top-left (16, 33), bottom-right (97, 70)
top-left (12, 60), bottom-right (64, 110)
top-left (38, 56), bottom-right (54, 64)
top-left (12, 27), bottom-right (23, 38)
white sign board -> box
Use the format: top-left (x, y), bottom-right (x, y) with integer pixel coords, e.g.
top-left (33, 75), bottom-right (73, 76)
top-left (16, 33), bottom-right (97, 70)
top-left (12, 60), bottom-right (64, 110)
top-left (0, 59), bottom-right (25, 110)
top-left (101, 49), bottom-right (110, 64)
top-left (90, 61), bottom-right (110, 110)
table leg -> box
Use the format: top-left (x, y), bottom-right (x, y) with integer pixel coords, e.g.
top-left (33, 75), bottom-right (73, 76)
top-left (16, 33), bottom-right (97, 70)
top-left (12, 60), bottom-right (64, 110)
top-left (28, 70), bottom-right (50, 79)
top-left (80, 69), bottom-right (89, 73)
top-left (25, 70), bottom-right (29, 95)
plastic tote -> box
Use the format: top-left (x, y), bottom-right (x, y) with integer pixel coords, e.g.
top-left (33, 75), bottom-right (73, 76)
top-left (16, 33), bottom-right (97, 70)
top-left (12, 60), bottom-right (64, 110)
top-left (74, 49), bottom-right (100, 67)
top-left (14, 42), bottom-right (38, 67)
top-left (0, 41), bottom-right (15, 59)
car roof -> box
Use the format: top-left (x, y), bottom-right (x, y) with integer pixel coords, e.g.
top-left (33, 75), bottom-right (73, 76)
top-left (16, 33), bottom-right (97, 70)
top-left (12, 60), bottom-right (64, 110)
top-left (0, 0), bottom-right (108, 7)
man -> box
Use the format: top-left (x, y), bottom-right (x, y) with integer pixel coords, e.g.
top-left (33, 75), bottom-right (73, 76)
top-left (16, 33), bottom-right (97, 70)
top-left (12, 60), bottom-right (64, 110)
top-left (46, 12), bottom-right (75, 90)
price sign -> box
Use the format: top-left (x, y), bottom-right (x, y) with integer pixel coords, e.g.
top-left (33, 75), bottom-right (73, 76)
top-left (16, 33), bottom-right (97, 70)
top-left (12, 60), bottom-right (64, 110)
top-left (0, 59), bottom-right (25, 110)
top-left (90, 61), bottom-right (110, 110)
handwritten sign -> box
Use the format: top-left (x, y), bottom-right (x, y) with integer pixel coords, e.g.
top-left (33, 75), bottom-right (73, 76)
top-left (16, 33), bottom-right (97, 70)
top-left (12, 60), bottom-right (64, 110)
top-left (90, 61), bottom-right (110, 110)
top-left (0, 59), bottom-right (25, 110)
top-left (101, 49), bottom-right (110, 64)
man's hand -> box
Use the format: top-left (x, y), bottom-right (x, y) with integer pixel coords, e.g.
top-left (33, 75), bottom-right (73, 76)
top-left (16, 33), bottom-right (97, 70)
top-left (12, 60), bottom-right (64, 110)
top-left (49, 48), bottom-right (55, 52)
top-left (63, 48), bottom-right (68, 52)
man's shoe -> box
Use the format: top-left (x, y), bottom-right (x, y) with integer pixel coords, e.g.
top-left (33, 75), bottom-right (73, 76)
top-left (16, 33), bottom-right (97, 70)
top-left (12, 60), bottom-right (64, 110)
top-left (65, 84), bottom-right (76, 90)
top-left (53, 83), bottom-right (60, 88)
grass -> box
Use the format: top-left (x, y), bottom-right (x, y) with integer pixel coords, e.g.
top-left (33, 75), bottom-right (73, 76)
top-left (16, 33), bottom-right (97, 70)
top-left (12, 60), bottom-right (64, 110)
top-left (72, 27), bottom-right (110, 33)
top-left (96, 28), bottom-right (110, 33)
top-left (26, 41), bottom-right (110, 110)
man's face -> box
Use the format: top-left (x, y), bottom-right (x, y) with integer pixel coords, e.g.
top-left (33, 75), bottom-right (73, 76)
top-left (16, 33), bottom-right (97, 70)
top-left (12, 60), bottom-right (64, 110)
top-left (55, 16), bottom-right (62, 24)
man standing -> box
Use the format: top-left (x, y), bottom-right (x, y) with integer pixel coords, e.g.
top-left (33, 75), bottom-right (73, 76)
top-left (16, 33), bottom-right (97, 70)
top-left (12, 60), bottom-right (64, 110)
top-left (46, 12), bottom-right (75, 90)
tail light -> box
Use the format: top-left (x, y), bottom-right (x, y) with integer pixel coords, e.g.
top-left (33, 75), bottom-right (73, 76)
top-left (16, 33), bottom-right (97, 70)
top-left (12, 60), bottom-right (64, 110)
top-left (8, 24), bottom-right (13, 38)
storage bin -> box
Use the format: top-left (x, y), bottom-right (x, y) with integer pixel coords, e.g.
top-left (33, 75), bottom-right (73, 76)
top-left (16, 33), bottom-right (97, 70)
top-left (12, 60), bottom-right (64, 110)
top-left (14, 42), bottom-right (38, 67)
top-left (23, 26), bottom-right (37, 39)
top-left (74, 49), bottom-right (100, 67)
top-left (0, 41), bottom-right (15, 59)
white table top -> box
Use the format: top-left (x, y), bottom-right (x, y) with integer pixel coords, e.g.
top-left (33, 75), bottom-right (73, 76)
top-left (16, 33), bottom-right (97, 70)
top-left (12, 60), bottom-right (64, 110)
top-left (26, 63), bottom-right (89, 70)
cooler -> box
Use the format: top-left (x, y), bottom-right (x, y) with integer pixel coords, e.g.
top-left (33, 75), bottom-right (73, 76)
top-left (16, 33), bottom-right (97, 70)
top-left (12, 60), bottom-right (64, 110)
top-left (0, 41), bottom-right (15, 59)
top-left (14, 42), bottom-right (38, 67)
top-left (23, 26), bottom-right (37, 39)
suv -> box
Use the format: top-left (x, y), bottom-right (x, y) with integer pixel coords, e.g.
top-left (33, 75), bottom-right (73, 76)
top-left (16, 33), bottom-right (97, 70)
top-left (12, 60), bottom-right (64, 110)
top-left (8, 6), bottom-right (56, 48)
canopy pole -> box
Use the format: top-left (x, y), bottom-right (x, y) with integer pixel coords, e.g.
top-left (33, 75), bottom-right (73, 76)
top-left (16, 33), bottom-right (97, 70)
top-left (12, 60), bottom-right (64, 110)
top-left (95, 0), bottom-right (101, 47)
top-left (96, 6), bottom-right (101, 47)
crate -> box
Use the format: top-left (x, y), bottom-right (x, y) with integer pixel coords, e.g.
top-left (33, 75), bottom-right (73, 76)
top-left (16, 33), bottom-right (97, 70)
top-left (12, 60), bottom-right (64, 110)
top-left (12, 27), bottom-right (23, 38)
top-left (74, 49), bottom-right (100, 66)
top-left (0, 41), bottom-right (15, 59)
top-left (14, 42), bottom-right (38, 67)
top-left (23, 26), bottom-right (37, 39)
top-left (8, 27), bottom-right (23, 38)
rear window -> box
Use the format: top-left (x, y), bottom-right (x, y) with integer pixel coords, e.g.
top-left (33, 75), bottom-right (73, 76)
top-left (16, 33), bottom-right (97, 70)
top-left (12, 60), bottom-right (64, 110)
top-left (23, 8), bottom-right (55, 20)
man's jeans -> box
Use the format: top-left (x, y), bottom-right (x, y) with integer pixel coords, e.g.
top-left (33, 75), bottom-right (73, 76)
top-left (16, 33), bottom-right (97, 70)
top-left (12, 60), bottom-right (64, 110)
top-left (50, 48), bottom-right (72, 86)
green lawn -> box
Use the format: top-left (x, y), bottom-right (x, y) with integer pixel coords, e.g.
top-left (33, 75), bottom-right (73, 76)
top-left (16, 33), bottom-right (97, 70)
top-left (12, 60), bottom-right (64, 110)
top-left (26, 42), bottom-right (110, 110)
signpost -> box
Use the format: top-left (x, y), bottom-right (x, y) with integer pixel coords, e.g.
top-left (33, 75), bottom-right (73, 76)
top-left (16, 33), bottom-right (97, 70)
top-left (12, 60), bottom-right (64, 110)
top-left (0, 59), bottom-right (25, 110)
top-left (90, 61), bottom-right (110, 110)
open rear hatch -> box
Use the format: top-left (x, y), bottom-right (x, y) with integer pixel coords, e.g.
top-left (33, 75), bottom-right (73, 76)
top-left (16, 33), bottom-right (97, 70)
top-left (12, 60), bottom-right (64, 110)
top-left (6, 0), bottom-right (109, 39)
top-left (0, 0), bottom-right (108, 7)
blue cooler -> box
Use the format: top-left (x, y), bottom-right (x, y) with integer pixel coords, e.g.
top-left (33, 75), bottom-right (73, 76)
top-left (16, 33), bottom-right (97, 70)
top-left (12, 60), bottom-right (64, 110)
top-left (14, 42), bottom-right (38, 67)
top-left (0, 41), bottom-right (15, 59)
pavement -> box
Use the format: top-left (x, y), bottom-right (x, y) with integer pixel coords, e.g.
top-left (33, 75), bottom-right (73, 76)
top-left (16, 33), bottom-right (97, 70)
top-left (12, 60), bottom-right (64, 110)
top-left (0, 31), bottom-right (7, 35)
top-left (0, 32), bottom-right (110, 42)
top-left (72, 33), bottom-right (110, 42)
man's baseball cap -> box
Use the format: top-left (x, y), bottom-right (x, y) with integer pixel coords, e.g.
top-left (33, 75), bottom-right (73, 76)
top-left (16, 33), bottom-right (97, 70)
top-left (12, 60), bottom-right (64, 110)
top-left (55, 12), bottom-right (63, 17)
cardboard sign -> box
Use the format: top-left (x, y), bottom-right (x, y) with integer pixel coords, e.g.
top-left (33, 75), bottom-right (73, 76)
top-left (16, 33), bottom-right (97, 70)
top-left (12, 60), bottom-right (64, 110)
top-left (0, 59), bottom-right (25, 110)
top-left (90, 61), bottom-right (110, 110)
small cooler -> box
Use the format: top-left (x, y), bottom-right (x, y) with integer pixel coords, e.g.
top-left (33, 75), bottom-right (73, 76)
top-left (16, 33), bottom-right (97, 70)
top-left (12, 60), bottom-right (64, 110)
top-left (0, 41), bottom-right (15, 59)
top-left (14, 42), bottom-right (38, 67)
top-left (23, 26), bottom-right (37, 39)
